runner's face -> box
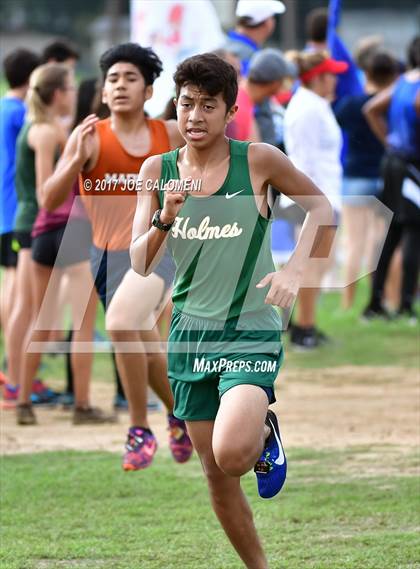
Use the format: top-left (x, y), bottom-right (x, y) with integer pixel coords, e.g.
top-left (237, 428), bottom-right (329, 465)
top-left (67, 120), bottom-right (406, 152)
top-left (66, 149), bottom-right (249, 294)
top-left (56, 72), bottom-right (76, 117)
top-left (102, 62), bottom-right (152, 113)
top-left (176, 85), bottom-right (236, 147)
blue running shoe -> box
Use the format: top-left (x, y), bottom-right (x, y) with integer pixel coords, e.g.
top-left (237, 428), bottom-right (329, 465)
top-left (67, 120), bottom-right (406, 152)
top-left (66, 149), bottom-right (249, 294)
top-left (30, 379), bottom-right (59, 406)
top-left (113, 394), bottom-right (129, 411)
top-left (254, 410), bottom-right (287, 499)
top-left (57, 391), bottom-right (75, 409)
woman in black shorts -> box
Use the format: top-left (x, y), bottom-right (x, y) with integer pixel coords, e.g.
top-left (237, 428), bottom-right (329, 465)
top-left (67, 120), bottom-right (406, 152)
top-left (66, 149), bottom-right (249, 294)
top-left (6, 64), bottom-right (72, 410)
top-left (14, 66), bottom-right (112, 425)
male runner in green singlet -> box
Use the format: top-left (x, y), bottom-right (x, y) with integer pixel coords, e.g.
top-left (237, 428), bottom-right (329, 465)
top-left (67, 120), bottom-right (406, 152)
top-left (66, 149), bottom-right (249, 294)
top-left (131, 54), bottom-right (334, 569)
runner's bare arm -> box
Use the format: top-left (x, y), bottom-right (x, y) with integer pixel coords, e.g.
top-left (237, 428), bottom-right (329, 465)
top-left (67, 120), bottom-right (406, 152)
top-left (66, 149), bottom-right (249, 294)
top-left (249, 143), bottom-right (335, 308)
top-left (131, 155), bottom-right (175, 275)
top-left (30, 124), bottom-right (60, 207)
top-left (165, 119), bottom-right (186, 150)
top-left (42, 114), bottom-right (99, 211)
top-left (362, 85), bottom-right (394, 145)
top-left (416, 89), bottom-right (420, 116)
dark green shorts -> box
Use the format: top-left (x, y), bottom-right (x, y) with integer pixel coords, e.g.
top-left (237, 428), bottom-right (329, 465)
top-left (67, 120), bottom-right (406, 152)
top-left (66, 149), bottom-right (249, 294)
top-left (168, 307), bottom-right (284, 421)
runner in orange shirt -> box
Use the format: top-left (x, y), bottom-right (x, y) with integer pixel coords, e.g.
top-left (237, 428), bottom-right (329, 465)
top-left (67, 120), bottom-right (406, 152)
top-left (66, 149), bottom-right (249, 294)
top-left (42, 43), bottom-right (193, 470)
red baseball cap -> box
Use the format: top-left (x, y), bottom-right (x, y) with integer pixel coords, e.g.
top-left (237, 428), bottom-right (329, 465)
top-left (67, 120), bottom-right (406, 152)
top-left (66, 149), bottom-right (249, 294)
top-left (300, 58), bottom-right (349, 83)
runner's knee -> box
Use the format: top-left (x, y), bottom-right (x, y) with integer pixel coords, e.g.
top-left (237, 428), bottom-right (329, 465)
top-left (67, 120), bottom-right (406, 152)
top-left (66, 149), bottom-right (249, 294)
top-left (107, 329), bottom-right (141, 344)
top-left (105, 307), bottom-right (137, 332)
top-left (200, 453), bottom-right (237, 494)
top-left (213, 441), bottom-right (256, 477)
top-left (147, 351), bottom-right (165, 366)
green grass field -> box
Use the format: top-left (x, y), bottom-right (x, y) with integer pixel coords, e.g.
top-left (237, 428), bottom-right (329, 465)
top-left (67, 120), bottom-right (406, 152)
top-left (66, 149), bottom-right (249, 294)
top-left (1, 448), bottom-right (419, 569)
top-left (1, 278), bottom-right (419, 568)
top-left (284, 282), bottom-right (418, 369)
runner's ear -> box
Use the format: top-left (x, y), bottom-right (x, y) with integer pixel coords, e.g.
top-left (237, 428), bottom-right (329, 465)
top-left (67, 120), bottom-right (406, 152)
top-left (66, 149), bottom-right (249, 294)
top-left (101, 84), bottom-right (107, 105)
top-left (145, 84), bottom-right (153, 102)
top-left (225, 104), bottom-right (238, 124)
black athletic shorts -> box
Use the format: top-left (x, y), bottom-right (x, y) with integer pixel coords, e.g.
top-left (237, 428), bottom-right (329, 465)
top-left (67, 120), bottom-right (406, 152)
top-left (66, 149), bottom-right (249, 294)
top-left (0, 232), bottom-right (18, 268)
top-left (381, 153), bottom-right (420, 225)
top-left (13, 231), bottom-right (32, 250)
top-left (32, 219), bottom-right (92, 268)
top-left (90, 245), bottom-right (131, 310)
top-left (90, 245), bottom-right (174, 311)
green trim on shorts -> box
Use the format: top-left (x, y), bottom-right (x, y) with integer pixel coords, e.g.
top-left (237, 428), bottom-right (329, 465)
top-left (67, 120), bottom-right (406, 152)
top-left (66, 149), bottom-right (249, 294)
top-left (11, 238), bottom-right (21, 253)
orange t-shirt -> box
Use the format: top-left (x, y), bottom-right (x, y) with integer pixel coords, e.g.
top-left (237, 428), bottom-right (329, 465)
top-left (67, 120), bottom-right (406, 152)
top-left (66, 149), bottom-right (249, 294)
top-left (80, 118), bottom-right (170, 251)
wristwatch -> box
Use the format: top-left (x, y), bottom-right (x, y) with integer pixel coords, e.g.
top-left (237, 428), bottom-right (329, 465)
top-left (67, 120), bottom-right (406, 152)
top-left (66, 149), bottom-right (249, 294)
top-left (151, 209), bottom-right (174, 231)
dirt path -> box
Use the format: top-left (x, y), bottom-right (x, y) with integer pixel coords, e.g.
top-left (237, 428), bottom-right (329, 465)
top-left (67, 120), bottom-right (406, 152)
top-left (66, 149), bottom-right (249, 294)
top-left (1, 366), bottom-right (419, 461)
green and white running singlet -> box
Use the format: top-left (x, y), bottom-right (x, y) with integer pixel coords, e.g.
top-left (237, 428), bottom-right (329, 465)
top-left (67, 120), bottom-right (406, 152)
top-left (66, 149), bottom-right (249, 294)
top-left (158, 139), bottom-right (284, 420)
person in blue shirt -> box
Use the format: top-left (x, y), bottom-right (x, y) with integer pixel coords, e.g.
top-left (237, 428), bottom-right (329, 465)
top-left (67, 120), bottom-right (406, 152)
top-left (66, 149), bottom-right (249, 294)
top-left (0, 48), bottom-right (39, 353)
top-left (363, 36), bottom-right (420, 322)
top-left (224, 0), bottom-right (285, 77)
top-left (335, 50), bottom-right (399, 309)
top-left (223, 0), bottom-right (285, 147)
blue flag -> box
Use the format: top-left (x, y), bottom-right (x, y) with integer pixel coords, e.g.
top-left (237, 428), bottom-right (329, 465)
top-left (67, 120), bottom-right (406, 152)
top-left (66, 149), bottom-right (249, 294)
top-left (327, 0), bottom-right (364, 100)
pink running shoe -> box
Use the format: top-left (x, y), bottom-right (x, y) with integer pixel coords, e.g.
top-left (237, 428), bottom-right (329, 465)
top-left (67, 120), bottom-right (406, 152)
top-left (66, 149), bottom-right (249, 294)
top-left (0, 371), bottom-right (7, 386)
top-left (1, 383), bottom-right (19, 409)
top-left (123, 427), bottom-right (157, 471)
top-left (168, 414), bottom-right (193, 463)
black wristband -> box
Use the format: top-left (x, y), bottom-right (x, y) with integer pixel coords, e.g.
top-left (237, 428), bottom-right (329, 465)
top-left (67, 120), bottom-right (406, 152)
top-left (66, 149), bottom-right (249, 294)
top-left (151, 209), bottom-right (174, 231)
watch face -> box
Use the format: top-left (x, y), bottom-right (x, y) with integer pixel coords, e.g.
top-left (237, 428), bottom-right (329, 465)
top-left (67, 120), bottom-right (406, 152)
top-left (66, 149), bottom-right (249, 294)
top-left (153, 210), bottom-right (161, 226)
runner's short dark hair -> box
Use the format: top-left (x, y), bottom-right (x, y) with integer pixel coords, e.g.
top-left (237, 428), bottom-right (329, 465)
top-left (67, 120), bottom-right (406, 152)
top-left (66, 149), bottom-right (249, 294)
top-left (173, 53), bottom-right (238, 111)
top-left (305, 8), bottom-right (328, 43)
top-left (100, 43), bottom-right (163, 85)
top-left (366, 50), bottom-right (399, 87)
top-left (42, 40), bottom-right (79, 63)
top-left (237, 16), bottom-right (268, 29)
top-left (3, 48), bottom-right (40, 88)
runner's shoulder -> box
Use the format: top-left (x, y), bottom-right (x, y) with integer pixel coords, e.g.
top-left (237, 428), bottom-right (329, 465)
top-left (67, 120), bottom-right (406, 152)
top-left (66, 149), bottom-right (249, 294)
top-left (248, 142), bottom-right (289, 176)
top-left (140, 154), bottom-right (163, 179)
top-left (28, 122), bottom-right (60, 150)
top-left (29, 121), bottom-right (57, 140)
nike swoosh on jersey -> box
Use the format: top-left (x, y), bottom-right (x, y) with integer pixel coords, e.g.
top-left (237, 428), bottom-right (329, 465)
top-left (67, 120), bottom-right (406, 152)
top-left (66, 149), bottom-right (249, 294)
top-left (269, 418), bottom-right (285, 466)
top-left (225, 190), bottom-right (245, 199)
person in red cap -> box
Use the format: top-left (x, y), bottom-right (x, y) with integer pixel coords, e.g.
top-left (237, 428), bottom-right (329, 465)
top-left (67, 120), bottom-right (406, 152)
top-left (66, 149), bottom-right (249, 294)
top-left (283, 50), bottom-right (348, 349)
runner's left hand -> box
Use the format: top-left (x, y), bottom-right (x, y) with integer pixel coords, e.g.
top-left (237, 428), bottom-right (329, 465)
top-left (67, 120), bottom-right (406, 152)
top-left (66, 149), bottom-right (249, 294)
top-left (256, 268), bottom-right (301, 308)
